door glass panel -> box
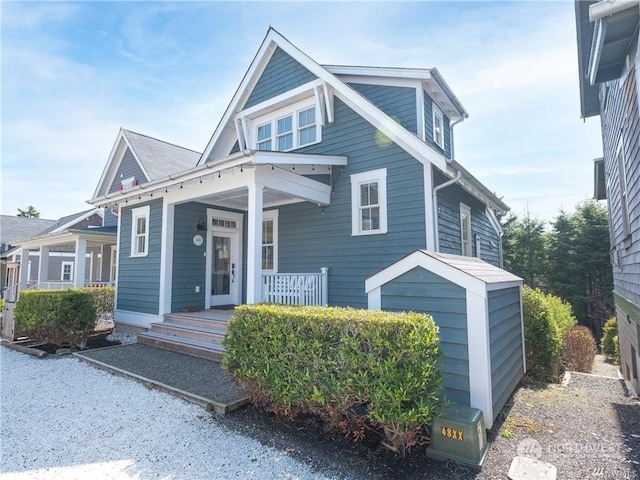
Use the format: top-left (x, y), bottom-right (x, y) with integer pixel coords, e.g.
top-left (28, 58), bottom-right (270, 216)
top-left (212, 236), bottom-right (230, 296)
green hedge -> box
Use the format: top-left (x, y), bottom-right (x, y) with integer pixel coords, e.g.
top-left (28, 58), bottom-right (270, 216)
top-left (84, 287), bottom-right (115, 323)
top-left (15, 289), bottom-right (97, 349)
top-left (522, 286), bottom-right (577, 381)
top-left (222, 304), bottom-right (443, 454)
top-left (601, 317), bottom-right (619, 364)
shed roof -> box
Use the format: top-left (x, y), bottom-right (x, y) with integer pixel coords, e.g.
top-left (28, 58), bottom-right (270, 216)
top-left (424, 251), bottom-right (522, 284)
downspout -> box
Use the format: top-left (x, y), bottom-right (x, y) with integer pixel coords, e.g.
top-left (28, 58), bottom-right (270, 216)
top-left (431, 115), bottom-right (464, 252)
top-left (432, 170), bottom-right (462, 252)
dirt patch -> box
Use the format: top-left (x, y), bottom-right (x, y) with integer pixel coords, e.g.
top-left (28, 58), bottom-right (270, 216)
top-left (24, 333), bottom-right (120, 356)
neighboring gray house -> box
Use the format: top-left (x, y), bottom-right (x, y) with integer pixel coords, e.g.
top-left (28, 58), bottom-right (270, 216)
top-left (89, 28), bottom-right (523, 427)
top-left (3, 209), bottom-right (117, 301)
top-left (576, 0), bottom-right (640, 394)
top-left (0, 215), bottom-right (57, 293)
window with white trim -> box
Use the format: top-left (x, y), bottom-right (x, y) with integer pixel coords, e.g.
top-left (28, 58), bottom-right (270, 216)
top-left (250, 99), bottom-right (321, 152)
top-left (433, 104), bottom-right (444, 149)
top-left (131, 205), bottom-right (150, 257)
top-left (256, 123), bottom-right (272, 151)
top-left (262, 210), bottom-right (278, 271)
top-left (460, 203), bottom-right (472, 256)
top-left (61, 261), bottom-right (73, 281)
top-left (351, 169), bottom-right (388, 236)
top-left (616, 140), bottom-right (630, 239)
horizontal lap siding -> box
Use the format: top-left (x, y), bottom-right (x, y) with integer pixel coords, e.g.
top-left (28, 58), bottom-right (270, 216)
top-left (277, 98), bottom-right (426, 308)
top-left (381, 267), bottom-right (470, 405)
top-left (243, 47), bottom-right (317, 109)
top-left (117, 199), bottom-right (162, 314)
top-left (108, 148), bottom-right (148, 194)
top-left (172, 202), bottom-right (209, 312)
top-left (424, 94), bottom-right (452, 159)
top-left (488, 287), bottom-right (523, 416)
top-left (349, 83), bottom-right (418, 135)
top-left (435, 170), bottom-right (500, 266)
top-left (602, 65), bottom-right (640, 307)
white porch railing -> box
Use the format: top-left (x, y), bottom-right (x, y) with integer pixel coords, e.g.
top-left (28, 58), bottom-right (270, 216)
top-left (262, 268), bottom-right (328, 306)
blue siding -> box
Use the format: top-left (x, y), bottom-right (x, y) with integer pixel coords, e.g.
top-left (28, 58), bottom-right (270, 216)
top-left (172, 202), bottom-right (208, 312)
top-left (108, 148), bottom-right (149, 194)
top-left (243, 47), bottom-right (317, 109)
top-left (423, 94), bottom-right (452, 159)
top-left (380, 267), bottom-right (470, 405)
top-left (276, 98), bottom-right (426, 308)
top-left (488, 287), bottom-right (523, 416)
top-left (349, 83), bottom-right (418, 135)
top-left (117, 199), bottom-right (163, 314)
top-left (435, 170), bottom-right (501, 266)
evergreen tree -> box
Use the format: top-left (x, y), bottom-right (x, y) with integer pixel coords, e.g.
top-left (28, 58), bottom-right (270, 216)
top-left (502, 210), bottom-right (546, 288)
top-left (546, 210), bottom-right (580, 301)
top-left (17, 206), bottom-right (40, 218)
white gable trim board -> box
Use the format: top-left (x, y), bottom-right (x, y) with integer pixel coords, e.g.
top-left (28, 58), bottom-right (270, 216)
top-left (366, 250), bottom-right (524, 429)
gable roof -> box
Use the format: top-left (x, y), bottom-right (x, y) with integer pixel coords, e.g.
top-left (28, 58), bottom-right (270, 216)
top-left (91, 129), bottom-right (201, 200)
top-left (0, 215), bottom-right (57, 246)
top-left (37, 208), bottom-right (102, 236)
top-left (199, 28), bottom-right (451, 172)
top-left (366, 250), bottom-right (522, 298)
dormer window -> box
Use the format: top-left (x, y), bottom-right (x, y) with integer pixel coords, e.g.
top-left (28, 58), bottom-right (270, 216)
top-left (276, 115), bottom-right (294, 150)
top-left (433, 104), bottom-right (444, 149)
top-left (257, 123), bottom-right (272, 150)
top-left (297, 107), bottom-right (316, 146)
top-left (254, 102), bottom-right (320, 152)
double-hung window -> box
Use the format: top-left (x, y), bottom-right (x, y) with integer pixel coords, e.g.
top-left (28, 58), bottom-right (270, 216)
top-left (257, 123), bottom-right (272, 151)
top-left (131, 205), bottom-right (150, 257)
top-left (460, 203), bottom-right (472, 256)
top-left (297, 106), bottom-right (316, 146)
top-left (433, 104), bottom-right (444, 149)
top-left (249, 100), bottom-right (321, 152)
top-left (262, 210), bottom-right (278, 271)
top-left (351, 169), bottom-right (388, 236)
top-left (276, 115), bottom-right (293, 151)
top-left (61, 261), bottom-right (73, 281)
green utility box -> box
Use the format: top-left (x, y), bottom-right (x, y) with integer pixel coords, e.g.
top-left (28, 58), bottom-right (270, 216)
top-left (426, 405), bottom-right (488, 469)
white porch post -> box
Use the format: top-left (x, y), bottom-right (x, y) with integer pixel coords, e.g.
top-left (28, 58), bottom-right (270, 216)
top-left (246, 184), bottom-right (264, 304)
top-left (74, 238), bottom-right (87, 288)
top-left (19, 249), bottom-right (29, 290)
top-left (91, 250), bottom-right (99, 282)
top-left (159, 203), bottom-right (175, 315)
top-left (38, 246), bottom-right (50, 284)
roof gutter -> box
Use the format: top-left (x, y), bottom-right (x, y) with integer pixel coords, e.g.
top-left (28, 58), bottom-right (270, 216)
top-left (432, 170), bottom-right (462, 252)
top-left (589, 0), bottom-right (639, 21)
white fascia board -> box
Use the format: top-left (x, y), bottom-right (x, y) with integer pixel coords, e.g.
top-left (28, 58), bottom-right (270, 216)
top-left (333, 74), bottom-right (423, 89)
top-left (445, 164), bottom-right (509, 214)
top-left (466, 290), bottom-right (494, 428)
top-left (485, 280), bottom-right (523, 292)
top-left (368, 286), bottom-right (382, 310)
top-left (588, 19), bottom-right (606, 86)
top-left (589, 0), bottom-right (639, 21)
top-left (50, 208), bottom-right (101, 234)
top-left (236, 79), bottom-right (325, 119)
top-left (365, 250), bottom-right (486, 297)
top-left (92, 129), bottom-right (126, 200)
top-left (324, 65), bottom-right (432, 80)
top-left (252, 151), bottom-right (348, 166)
top-left (258, 165), bottom-right (332, 205)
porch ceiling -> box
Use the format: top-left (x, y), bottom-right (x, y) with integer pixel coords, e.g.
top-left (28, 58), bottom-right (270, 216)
top-left (201, 186), bottom-right (303, 210)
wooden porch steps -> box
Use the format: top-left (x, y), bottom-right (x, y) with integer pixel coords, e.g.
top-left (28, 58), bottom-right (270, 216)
top-left (137, 312), bottom-right (229, 362)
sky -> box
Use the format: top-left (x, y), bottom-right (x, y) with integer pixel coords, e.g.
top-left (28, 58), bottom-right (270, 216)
top-left (1, 1), bottom-right (603, 224)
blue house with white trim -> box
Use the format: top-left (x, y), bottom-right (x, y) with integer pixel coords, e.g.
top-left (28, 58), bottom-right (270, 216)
top-left (89, 28), bottom-right (523, 427)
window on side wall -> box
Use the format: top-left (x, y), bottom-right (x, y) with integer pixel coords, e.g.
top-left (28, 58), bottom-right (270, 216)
top-left (433, 104), bottom-right (444, 149)
top-left (460, 203), bottom-right (472, 256)
top-left (131, 205), bottom-right (150, 257)
top-left (351, 169), bottom-right (388, 236)
top-left (262, 210), bottom-right (278, 272)
top-left (616, 140), bottom-right (630, 240)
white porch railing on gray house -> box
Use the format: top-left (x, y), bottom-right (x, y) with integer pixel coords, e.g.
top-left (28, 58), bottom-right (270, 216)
top-left (262, 268), bottom-right (328, 306)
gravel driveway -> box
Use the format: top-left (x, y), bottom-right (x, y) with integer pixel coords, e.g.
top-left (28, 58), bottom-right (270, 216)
top-left (2, 347), bottom-right (639, 480)
top-left (0, 349), bottom-right (334, 480)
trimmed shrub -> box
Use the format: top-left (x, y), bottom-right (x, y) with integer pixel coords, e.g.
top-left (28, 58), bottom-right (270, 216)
top-left (84, 287), bottom-right (115, 324)
top-left (522, 286), bottom-right (577, 381)
top-left (222, 304), bottom-right (443, 455)
top-left (15, 289), bottom-right (97, 349)
top-left (562, 325), bottom-right (596, 372)
top-left (601, 317), bottom-right (619, 364)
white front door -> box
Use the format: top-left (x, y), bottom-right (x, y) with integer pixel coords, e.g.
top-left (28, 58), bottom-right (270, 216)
top-left (206, 210), bottom-right (243, 307)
